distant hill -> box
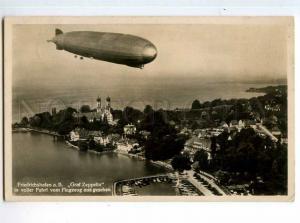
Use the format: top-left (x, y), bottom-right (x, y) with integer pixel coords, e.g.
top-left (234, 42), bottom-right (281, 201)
top-left (246, 85), bottom-right (287, 94)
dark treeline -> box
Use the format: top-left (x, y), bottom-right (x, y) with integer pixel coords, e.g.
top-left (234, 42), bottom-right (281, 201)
top-left (17, 85), bottom-right (287, 136)
top-left (16, 104), bottom-right (188, 161)
top-left (193, 128), bottom-right (287, 195)
top-left (116, 105), bottom-right (188, 161)
top-left (20, 107), bottom-right (77, 135)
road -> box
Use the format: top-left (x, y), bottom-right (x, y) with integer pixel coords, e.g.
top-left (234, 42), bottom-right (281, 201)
top-left (186, 171), bottom-right (213, 195)
top-left (258, 125), bottom-right (278, 142)
top-left (186, 170), bottom-right (228, 196)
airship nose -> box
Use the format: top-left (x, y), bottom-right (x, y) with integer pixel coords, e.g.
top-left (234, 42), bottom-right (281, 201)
top-left (143, 44), bottom-right (157, 63)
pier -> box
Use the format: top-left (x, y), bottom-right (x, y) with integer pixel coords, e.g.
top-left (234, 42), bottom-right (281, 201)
top-left (112, 173), bottom-right (206, 196)
top-left (112, 174), bottom-right (174, 196)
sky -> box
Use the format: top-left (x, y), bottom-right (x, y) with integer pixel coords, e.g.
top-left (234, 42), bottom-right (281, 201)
top-left (10, 20), bottom-right (290, 120)
top-left (12, 22), bottom-right (288, 92)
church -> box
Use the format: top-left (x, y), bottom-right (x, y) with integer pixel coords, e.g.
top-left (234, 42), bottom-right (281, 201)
top-left (74, 96), bottom-right (114, 125)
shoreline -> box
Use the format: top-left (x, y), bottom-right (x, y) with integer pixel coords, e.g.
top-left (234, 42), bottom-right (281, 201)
top-left (13, 127), bottom-right (62, 137)
top-left (28, 127), bottom-right (61, 136)
top-left (115, 149), bottom-right (173, 171)
top-left (12, 129), bottom-right (172, 170)
top-left (13, 130), bottom-right (227, 196)
top-left (65, 140), bottom-right (115, 155)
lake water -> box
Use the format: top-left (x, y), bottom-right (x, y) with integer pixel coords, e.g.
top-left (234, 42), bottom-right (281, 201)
top-left (12, 132), bottom-right (175, 196)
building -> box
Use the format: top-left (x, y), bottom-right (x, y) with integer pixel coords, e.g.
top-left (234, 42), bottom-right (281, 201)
top-left (220, 121), bottom-right (229, 129)
top-left (73, 96), bottom-right (114, 125)
top-left (265, 104), bottom-right (281, 112)
top-left (271, 126), bottom-right (282, 138)
top-left (228, 126), bottom-right (238, 134)
top-left (227, 119), bottom-right (260, 132)
top-left (201, 111), bottom-right (209, 120)
top-left (238, 120), bottom-right (245, 130)
top-left (69, 128), bottom-right (90, 141)
top-left (123, 124), bottom-right (137, 135)
top-left (70, 130), bottom-right (80, 141)
top-left (51, 107), bottom-right (57, 116)
top-left (180, 127), bottom-right (192, 135)
top-left (184, 136), bottom-right (212, 159)
top-left (244, 119), bottom-right (257, 129)
top-left (210, 128), bottom-right (224, 136)
top-left (69, 128), bottom-right (112, 145)
top-left (229, 120), bottom-right (238, 128)
top-left (139, 130), bottom-right (151, 139)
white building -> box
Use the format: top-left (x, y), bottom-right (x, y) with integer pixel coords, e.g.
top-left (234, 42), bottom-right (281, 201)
top-left (74, 96), bottom-right (114, 125)
top-left (123, 124), bottom-right (137, 135)
top-left (184, 136), bottom-right (212, 160)
top-left (70, 130), bottom-right (80, 141)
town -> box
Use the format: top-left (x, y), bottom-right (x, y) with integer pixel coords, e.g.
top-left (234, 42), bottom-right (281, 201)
top-left (13, 85), bottom-right (288, 196)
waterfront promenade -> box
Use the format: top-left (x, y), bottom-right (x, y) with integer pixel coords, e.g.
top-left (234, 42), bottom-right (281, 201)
top-left (28, 128), bottom-right (61, 137)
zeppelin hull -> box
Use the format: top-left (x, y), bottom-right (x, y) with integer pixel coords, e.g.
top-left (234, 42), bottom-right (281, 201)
top-left (49, 30), bottom-right (157, 68)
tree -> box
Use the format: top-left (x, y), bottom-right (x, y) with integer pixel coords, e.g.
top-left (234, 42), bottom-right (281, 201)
top-left (202, 101), bottom-right (211, 108)
top-left (142, 110), bottom-right (188, 160)
top-left (80, 105), bottom-right (91, 113)
top-left (29, 115), bottom-right (41, 127)
top-left (100, 115), bottom-right (110, 134)
top-left (20, 117), bottom-right (29, 127)
top-left (79, 116), bottom-right (89, 129)
top-left (211, 98), bottom-right (223, 107)
top-left (210, 136), bottom-right (217, 160)
top-left (88, 139), bottom-right (97, 150)
top-left (171, 154), bottom-right (191, 172)
top-left (191, 121), bottom-right (200, 130)
top-left (51, 107), bottom-right (77, 132)
top-left (78, 141), bottom-right (88, 151)
top-left (191, 100), bottom-right (201, 110)
top-left (143, 105), bottom-right (154, 114)
top-left (193, 150), bottom-right (209, 171)
top-left (211, 110), bottom-right (219, 121)
top-left (29, 112), bottom-right (53, 129)
top-left (111, 109), bottom-right (123, 120)
top-left (123, 106), bottom-right (143, 124)
top-left (144, 133), bottom-right (187, 160)
top-left (57, 121), bottom-right (75, 135)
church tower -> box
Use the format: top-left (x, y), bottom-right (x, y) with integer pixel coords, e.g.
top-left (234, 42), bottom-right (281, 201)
top-left (106, 96), bottom-right (111, 111)
top-left (96, 96), bottom-right (101, 113)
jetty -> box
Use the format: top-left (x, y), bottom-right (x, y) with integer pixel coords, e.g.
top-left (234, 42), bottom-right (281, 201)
top-left (112, 174), bottom-right (174, 196)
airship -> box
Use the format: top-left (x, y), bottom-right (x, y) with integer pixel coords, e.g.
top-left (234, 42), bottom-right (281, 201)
top-left (48, 29), bottom-right (157, 68)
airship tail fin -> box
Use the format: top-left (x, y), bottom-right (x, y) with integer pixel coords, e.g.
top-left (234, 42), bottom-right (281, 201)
top-left (55, 28), bottom-right (63, 36)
